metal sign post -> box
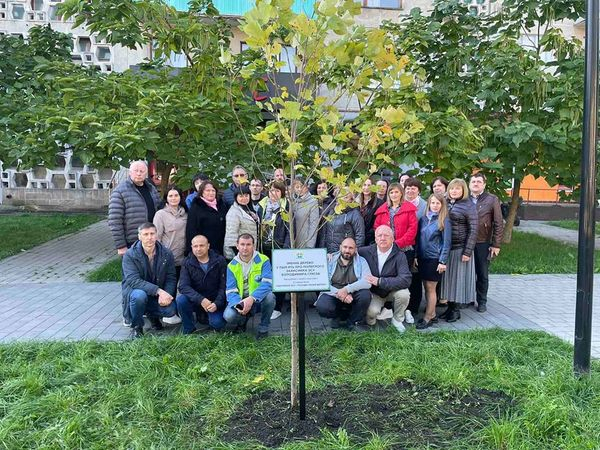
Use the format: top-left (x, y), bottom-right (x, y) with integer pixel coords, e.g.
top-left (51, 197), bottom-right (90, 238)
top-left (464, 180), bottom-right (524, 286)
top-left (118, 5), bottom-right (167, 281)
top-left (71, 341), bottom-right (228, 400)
top-left (272, 248), bottom-right (330, 420)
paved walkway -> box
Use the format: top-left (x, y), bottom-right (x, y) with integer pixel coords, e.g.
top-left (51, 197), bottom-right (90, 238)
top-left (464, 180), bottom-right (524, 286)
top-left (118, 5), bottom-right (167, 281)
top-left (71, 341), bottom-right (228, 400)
top-left (0, 221), bottom-right (598, 358)
top-left (519, 220), bottom-right (600, 248)
top-left (0, 280), bottom-right (544, 343)
top-left (0, 220), bottom-right (114, 284)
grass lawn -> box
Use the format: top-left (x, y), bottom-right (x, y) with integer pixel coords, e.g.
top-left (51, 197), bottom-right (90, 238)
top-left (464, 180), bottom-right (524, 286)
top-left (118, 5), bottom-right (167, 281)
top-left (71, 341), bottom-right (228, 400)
top-left (0, 213), bottom-right (102, 260)
top-left (0, 329), bottom-right (599, 448)
top-left (490, 230), bottom-right (600, 274)
top-left (86, 256), bottom-right (122, 282)
top-left (547, 220), bottom-right (600, 236)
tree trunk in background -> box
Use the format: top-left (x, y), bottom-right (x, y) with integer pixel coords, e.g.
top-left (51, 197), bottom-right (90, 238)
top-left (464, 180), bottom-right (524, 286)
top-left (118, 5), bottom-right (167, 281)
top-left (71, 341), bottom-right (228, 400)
top-left (503, 177), bottom-right (521, 243)
top-left (158, 160), bottom-right (173, 197)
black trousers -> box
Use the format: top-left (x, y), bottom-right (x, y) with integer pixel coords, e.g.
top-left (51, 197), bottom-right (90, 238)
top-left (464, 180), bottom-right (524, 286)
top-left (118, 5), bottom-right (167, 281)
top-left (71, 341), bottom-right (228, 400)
top-left (404, 249), bottom-right (422, 314)
top-left (315, 289), bottom-right (371, 324)
top-left (473, 242), bottom-right (491, 305)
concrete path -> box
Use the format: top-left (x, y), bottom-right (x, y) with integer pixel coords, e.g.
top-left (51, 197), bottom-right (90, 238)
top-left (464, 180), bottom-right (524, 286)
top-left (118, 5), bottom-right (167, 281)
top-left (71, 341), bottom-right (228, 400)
top-left (518, 220), bottom-right (600, 248)
top-left (0, 220), bottom-right (114, 284)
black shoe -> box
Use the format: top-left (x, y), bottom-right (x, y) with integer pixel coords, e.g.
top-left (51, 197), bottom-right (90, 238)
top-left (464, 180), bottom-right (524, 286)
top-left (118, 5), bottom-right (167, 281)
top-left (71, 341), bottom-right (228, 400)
top-left (477, 304), bottom-right (487, 313)
top-left (446, 309), bottom-right (461, 323)
top-left (330, 318), bottom-right (342, 329)
top-left (430, 316), bottom-right (439, 324)
top-left (256, 330), bottom-right (269, 340)
top-left (415, 318), bottom-right (433, 330)
top-left (439, 308), bottom-right (450, 320)
top-left (130, 326), bottom-right (144, 339)
top-left (150, 317), bottom-right (163, 330)
top-left (233, 320), bottom-right (248, 334)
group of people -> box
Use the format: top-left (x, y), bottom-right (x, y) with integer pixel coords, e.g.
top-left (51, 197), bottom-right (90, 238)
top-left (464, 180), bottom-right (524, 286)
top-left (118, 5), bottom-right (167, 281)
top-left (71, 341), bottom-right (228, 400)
top-left (108, 161), bottom-right (503, 339)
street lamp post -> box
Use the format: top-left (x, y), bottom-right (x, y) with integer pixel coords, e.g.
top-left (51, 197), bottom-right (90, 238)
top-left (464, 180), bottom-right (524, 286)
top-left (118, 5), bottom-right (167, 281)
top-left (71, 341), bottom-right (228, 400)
top-left (574, 0), bottom-right (598, 376)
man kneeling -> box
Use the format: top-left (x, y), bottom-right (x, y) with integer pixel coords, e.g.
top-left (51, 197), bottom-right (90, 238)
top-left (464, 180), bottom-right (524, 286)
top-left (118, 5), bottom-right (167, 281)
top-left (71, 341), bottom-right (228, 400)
top-left (122, 222), bottom-right (177, 339)
top-left (223, 233), bottom-right (275, 339)
top-left (316, 237), bottom-right (372, 330)
top-left (176, 235), bottom-right (227, 334)
top-left (359, 225), bottom-right (411, 332)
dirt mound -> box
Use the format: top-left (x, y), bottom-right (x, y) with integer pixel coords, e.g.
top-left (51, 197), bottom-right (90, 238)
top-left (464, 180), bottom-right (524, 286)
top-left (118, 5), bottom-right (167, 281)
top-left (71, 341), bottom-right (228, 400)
top-left (222, 380), bottom-right (515, 448)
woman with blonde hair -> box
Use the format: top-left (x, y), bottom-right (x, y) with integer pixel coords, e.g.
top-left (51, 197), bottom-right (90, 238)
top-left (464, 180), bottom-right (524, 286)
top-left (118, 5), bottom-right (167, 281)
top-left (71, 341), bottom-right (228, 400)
top-left (439, 178), bottom-right (478, 322)
top-left (415, 193), bottom-right (451, 329)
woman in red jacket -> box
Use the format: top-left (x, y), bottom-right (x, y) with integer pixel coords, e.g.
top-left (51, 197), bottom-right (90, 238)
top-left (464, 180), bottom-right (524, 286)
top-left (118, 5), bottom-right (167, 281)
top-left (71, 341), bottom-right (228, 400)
top-left (373, 183), bottom-right (418, 250)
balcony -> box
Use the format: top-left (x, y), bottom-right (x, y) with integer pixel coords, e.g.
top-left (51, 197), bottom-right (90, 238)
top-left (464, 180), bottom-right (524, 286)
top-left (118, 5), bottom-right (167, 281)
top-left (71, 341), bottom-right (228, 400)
top-left (167, 0), bottom-right (315, 16)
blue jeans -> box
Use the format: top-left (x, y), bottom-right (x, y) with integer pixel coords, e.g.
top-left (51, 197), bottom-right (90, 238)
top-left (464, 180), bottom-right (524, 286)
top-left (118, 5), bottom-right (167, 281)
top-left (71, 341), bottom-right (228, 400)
top-left (223, 292), bottom-right (276, 333)
top-left (129, 289), bottom-right (177, 329)
top-left (176, 294), bottom-right (226, 334)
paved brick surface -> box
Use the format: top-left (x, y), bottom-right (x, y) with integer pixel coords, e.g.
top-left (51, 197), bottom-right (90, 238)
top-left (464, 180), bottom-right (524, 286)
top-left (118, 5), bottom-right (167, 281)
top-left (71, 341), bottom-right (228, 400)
top-left (519, 220), bottom-right (600, 248)
top-left (487, 274), bottom-right (600, 357)
top-left (0, 220), bottom-right (114, 284)
top-left (0, 221), bottom-right (597, 357)
top-left (0, 278), bottom-right (550, 345)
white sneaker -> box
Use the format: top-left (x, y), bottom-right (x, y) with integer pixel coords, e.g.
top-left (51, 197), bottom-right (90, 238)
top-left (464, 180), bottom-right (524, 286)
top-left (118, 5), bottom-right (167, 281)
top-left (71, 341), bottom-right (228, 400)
top-left (404, 310), bottom-right (415, 324)
top-left (391, 317), bottom-right (406, 333)
top-left (376, 308), bottom-right (393, 320)
top-left (162, 315), bottom-right (182, 325)
top-left (270, 310), bottom-right (282, 320)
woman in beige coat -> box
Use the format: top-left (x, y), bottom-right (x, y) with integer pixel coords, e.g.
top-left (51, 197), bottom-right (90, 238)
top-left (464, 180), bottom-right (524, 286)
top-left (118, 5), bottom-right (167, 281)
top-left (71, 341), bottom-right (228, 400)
top-left (223, 184), bottom-right (260, 260)
top-left (153, 185), bottom-right (188, 281)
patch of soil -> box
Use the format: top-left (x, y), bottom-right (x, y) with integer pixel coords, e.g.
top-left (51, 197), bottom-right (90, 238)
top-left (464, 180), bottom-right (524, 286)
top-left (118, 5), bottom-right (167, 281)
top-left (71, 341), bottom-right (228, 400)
top-left (222, 380), bottom-right (515, 448)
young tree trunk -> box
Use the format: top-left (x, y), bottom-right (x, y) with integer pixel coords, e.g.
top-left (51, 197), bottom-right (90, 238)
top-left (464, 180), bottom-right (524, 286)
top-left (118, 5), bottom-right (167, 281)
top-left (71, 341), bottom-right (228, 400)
top-left (288, 161), bottom-right (299, 409)
top-left (503, 177), bottom-right (521, 243)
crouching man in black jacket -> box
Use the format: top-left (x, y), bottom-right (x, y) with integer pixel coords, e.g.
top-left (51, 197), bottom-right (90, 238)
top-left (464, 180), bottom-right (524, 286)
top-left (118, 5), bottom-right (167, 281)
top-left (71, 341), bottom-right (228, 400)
top-left (176, 235), bottom-right (227, 334)
top-left (358, 225), bottom-right (412, 333)
top-left (122, 222), bottom-right (177, 339)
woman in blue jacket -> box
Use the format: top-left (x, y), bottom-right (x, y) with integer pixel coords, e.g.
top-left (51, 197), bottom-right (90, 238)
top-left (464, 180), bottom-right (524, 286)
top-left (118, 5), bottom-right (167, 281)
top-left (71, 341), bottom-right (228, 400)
top-left (415, 193), bottom-right (451, 329)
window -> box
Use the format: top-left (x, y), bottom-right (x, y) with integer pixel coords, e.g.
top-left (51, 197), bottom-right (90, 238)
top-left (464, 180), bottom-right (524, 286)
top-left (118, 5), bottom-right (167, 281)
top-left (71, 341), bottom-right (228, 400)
top-left (96, 47), bottom-right (111, 61)
top-left (357, 0), bottom-right (401, 8)
top-left (279, 45), bottom-right (297, 73)
top-left (11, 3), bottom-right (25, 19)
top-left (30, 0), bottom-right (43, 10)
top-left (78, 37), bottom-right (91, 52)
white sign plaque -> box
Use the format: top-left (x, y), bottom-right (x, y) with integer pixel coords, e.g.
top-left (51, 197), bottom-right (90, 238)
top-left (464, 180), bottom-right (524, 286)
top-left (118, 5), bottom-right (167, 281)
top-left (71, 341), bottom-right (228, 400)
top-left (272, 248), bottom-right (330, 292)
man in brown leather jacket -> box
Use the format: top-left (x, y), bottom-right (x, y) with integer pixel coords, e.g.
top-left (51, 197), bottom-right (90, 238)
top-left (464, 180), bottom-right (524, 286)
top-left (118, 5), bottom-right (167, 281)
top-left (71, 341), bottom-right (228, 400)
top-left (469, 173), bottom-right (504, 312)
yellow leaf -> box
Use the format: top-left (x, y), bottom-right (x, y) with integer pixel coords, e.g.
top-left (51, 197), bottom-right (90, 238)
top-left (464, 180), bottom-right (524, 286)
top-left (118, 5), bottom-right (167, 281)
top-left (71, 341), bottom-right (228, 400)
top-left (320, 166), bottom-right (334, 180)
top-left (252, 374), bottom-right (265, 384)
top-left (284, 142), bottom-right (302, 159)
top-left (376, 106), bottom-right (406, 124)
top-left (319, 134), bottom-right (336, 150)
top-left (279, 101), bottom-right (303, 120)
top-left (314, 96), bottom-right (327, 106)
top-left (252, 130), bottom-right (273, 145)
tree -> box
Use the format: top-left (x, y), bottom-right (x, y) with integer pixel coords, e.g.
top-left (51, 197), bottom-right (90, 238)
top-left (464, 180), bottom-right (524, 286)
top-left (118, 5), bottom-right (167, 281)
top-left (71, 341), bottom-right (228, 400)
top-left (0, 25), bottom-right (76, 168)
top-left (223, 0), bottom-right (485, 409)
top-left (1, 0), bottom-right (261, 192)
top-left (385, 0), bottom-right (586, 241)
